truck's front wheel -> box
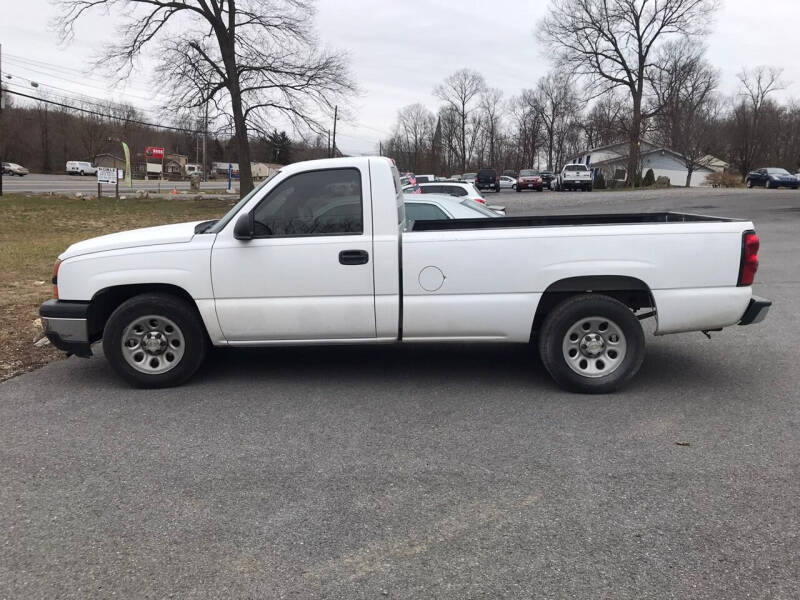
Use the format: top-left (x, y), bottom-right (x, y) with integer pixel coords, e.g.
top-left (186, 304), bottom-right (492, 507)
top-left (538, 294), bottom-right (645, 393)
top-left (103, 293), bottom-right (207, 388)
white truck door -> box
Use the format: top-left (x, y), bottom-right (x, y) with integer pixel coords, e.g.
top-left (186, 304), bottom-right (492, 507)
top-left (210, 166), bottom-right (376, 342)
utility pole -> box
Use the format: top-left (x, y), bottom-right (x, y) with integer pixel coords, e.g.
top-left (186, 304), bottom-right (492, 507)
top-left (327, 130), bottom-right (331, 158)
top-left (379, 140), bottom-right (382, 156)
top-left (331, 105), bottom-right (338, 158)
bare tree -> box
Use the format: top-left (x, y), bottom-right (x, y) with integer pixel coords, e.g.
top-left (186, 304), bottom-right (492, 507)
top-left (434, 69), bottom-right (486, 173)
top-left (479, 88), bottom-right (503, 168)
top-left (56, 0), bottom-right (355, 196)
top-left (582, 92), bottom-right (629, 149)
top-left (728, 66), bottom-right (784, 179)
top-left (508, 93), bottom-right (543, 170)
top-left (395, 103), bottom-right (435, 172)
top-left (541, 0), bottom-right (718, 185)
top-left (650, 41), bottom-right (719, 186)
top-left (529, 71), bottom-right (580, 171)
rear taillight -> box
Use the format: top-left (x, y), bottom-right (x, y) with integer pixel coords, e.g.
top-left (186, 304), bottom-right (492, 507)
top-left (738, 231), bottom-right (759, 286)
top-left (476, 197), bottom-right (486, 204)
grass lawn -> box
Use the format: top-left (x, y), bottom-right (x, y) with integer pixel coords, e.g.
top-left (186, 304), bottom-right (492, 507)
top-left (0, 193), bottom-right (236, 381)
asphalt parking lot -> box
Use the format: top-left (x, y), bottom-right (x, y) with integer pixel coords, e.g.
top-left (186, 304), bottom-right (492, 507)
top-left (2, 187), bottom-right (799, 598)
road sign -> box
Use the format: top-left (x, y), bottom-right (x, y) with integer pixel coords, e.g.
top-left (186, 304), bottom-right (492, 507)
top-left (97, 167), bottom-right (117, 185)
top-left (145, 146), bottom-right (165, 160)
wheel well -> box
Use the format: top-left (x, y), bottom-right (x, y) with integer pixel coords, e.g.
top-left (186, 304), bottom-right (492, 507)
top-left (87, 284), bottom-right (198, 341)
top-left (531, 276), bottom-right (655, 340)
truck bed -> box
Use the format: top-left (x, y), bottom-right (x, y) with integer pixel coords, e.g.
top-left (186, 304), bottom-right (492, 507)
top-left (410, 212), bottom-right (735, 231)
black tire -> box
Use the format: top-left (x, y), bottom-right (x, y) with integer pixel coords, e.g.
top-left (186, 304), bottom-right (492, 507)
top-left (516, 186), bottom-right (521, 192)
top-left (746, 179), bottom-right (753, 188)
top-left (766, 179), bottom-right (772, 189)
top-left (80, 170), bottom-right (85, 176)
top-left (537, 294), bottom-right (645, 394)
top-left (102, 293), bottom-right (208, 388)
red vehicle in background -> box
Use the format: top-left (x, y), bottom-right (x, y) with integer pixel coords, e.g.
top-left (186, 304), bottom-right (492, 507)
top-left (517, 169), bottom-right (543, 192)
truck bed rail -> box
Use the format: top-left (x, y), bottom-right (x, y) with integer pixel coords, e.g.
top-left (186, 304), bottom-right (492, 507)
top-left (410, 212), bottom-right (735, 232)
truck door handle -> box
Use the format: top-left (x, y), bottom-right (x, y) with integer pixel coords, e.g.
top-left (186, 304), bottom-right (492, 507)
top-left (339, 249), bottom-right (369, 265)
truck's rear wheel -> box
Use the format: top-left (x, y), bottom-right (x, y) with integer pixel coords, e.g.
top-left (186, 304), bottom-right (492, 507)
top-left (102, 293), bottom-right (207, 388)
top-left (538, 294), bottom-right (645, 393)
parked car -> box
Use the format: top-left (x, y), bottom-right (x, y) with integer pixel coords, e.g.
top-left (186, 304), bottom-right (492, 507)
top-left (39, 156), bottom-right (770, 394)
top-left (745, 168), bottom-right (799, 189)
top-left (462, 172), bottom-right (477, 183)
top-left (403, 181), bottom-right (486, 204)
top-left (539, 171), bottom-right (555, 189)
top-left (2, 162), bottom-right (29, 176)
top-left (556, 164), bottom-right (593, 191)
top-left (499, 175), bottom-right (517, 190)
top-left (403, 193), bottom-right (499, 229)
top-left (517, 169), bottom-right (543, 192)
top-left (414, 174), bottom-right (436, 183)
top-left (66, 161), bottom-right (98, 176)
top-left (475, 168), bottom-right (501, 193)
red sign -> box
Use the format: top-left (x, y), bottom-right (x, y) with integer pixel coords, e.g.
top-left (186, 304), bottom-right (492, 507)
top-left (145, 146), bottom-right (165, 160)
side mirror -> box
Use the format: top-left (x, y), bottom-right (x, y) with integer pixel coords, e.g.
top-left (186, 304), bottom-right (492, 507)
top-left (233, 211), bottom-right (254, 240)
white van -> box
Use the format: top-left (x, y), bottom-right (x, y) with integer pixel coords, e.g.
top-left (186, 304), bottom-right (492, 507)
top-left (66, 161), bottom-right (98, 176)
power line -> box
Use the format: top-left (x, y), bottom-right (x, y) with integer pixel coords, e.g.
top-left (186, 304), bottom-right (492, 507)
top-left (4, 77), bottom-right (161, 119)
top-left (4, 57), bottom-right (154, 103)
top-left (4, 52), bottom-right (154, 90)
top-left (6, 89), bottom-right (202, 134)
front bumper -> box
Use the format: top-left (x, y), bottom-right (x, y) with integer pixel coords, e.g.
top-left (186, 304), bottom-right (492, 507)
top-left (739, 296), bottom-right (772, 326)
top-left (39, 299), bottom-right (93, 357)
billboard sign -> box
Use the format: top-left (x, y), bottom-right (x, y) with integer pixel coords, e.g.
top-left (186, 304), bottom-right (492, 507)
top-left (145, 146), bottom-right (165, 160)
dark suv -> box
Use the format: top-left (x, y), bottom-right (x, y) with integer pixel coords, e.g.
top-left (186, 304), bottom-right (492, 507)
top-left (539, 171), bottom-right (554, 189)
top-left (475, 168), bottom-right (500, 193)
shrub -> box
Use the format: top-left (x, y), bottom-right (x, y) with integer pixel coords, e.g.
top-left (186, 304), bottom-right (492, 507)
top-left (643, 168), bottom-right (655, 187)
top-left (704, 171), bottom-right (743, 188)
top-left (594, 172), bottom-right (606, 189)
top-left (655, 176), bottom-right (671, 187)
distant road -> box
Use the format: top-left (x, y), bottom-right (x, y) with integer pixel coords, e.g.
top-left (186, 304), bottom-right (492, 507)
top-left (2, 173), bottom-right (240, 195)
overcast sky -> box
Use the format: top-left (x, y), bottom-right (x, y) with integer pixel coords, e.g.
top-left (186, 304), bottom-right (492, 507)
top-left (1, 0), bottom-right (797, 155)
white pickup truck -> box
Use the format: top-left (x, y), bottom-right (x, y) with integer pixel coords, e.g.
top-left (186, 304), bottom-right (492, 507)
top-left (40, 156), bottom-right (770, 393)
top-left (556, 164), bottom-right (593, 191)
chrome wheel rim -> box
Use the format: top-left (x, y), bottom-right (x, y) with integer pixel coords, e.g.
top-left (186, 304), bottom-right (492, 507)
top-left (121, 315), bottom-right (185, 374)
top-left (562, 316), bottom-right (627, 378)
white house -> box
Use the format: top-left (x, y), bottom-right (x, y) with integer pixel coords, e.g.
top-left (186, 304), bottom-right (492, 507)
top-left (570, 139), bottom-right (724, 187)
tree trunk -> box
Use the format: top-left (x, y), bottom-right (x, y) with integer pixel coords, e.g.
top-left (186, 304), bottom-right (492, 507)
top-left (685, 167), bottom-right (693, 187)
top-left (627, 94), bottom-right (642, 187)
top-left (461, 112), bottom-right (467, 173)
top-left (217, 27), bottom-right (253, 197)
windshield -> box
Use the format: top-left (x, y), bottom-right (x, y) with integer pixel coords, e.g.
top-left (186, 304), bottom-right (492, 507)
top-left (565, 165), bottom-right (588, 171)
top-left (766, 168), bottom-right (790, 175)
top-left (207, 172), bottom-right (279, 233)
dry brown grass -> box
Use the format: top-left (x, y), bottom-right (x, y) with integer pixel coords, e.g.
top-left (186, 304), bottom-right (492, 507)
top-left (0, 193), bottom-right (235, 381)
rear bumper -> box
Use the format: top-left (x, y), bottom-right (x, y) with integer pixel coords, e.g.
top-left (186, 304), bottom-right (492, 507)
top-left (39, 299), bottom-right (93, 357)
top-left (518, 181), bottom-right (543, 190)
top-left (739, 296), bottom-right (772, 326)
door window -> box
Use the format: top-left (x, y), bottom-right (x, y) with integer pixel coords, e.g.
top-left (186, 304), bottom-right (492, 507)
top-left (252, 168), bottom-right (363, 237)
